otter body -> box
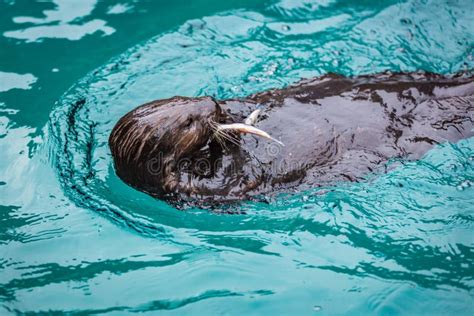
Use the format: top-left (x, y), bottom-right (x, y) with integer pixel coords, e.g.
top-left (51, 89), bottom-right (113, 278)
top-left (109, 72), bottom-right (474, 206)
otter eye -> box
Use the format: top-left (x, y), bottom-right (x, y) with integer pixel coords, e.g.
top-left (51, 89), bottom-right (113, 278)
top-left (184, 117), bottom-right (193, 127)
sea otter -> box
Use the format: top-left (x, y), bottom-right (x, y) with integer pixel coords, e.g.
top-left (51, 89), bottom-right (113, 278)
top-left (109, 72), bottom-right (473, 206)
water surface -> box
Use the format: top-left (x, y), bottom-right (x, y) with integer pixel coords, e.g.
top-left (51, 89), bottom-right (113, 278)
top-left (1, 0), bottom-right (473, 314)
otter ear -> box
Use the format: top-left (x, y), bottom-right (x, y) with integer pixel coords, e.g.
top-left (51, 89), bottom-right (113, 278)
top-left (216, 123), bottom-right (284, 146)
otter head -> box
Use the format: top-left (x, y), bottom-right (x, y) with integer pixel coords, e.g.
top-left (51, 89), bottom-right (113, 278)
top-left (109, 96), bottom-right (277, 204)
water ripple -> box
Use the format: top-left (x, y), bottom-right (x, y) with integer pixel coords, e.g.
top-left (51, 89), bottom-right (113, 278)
top-left (26, 0), bottom-right (474, 313)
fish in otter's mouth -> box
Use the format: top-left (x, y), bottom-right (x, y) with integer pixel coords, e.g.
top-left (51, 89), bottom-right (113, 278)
top-left (109, 72), bottom-right (474, 207)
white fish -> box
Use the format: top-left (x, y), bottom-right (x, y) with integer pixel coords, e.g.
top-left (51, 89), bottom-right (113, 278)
top-left (217, 123), bottom-right (284, 146)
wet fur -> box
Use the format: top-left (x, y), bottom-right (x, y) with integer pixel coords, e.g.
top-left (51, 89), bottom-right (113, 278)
top-left (109, 72), bottom-right (474, 207)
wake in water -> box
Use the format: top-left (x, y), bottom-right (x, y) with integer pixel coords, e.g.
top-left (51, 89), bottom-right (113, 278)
top-left (45, 0), bottom-right (474, 313)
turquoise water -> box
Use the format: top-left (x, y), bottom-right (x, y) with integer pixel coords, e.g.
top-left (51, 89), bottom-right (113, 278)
top-left (1, 0), bottom-right (473, 314)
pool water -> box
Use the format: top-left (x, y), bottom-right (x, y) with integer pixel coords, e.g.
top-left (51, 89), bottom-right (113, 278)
top-left (1, 0), bottom-right (473, 314)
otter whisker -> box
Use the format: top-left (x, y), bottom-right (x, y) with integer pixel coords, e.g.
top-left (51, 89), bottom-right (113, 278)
top-left (210, 120), bottom-right (241, 148)
top-left (215, 129), bottom-right (240, 147)
top-left (212, 131), bottom-right (229, 151)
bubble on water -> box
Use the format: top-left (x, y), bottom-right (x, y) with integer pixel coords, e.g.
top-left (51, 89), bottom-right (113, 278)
top-left (313, 305), bottom-right (322, 312)
top-left (456, 180), bottom-right (472, 191)
top-left (264, 62), bottom-right (278, 76)
top-left (248, 75), bottom-right (266, 83)
top-left (231, 85), bottom-right (243, 93)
